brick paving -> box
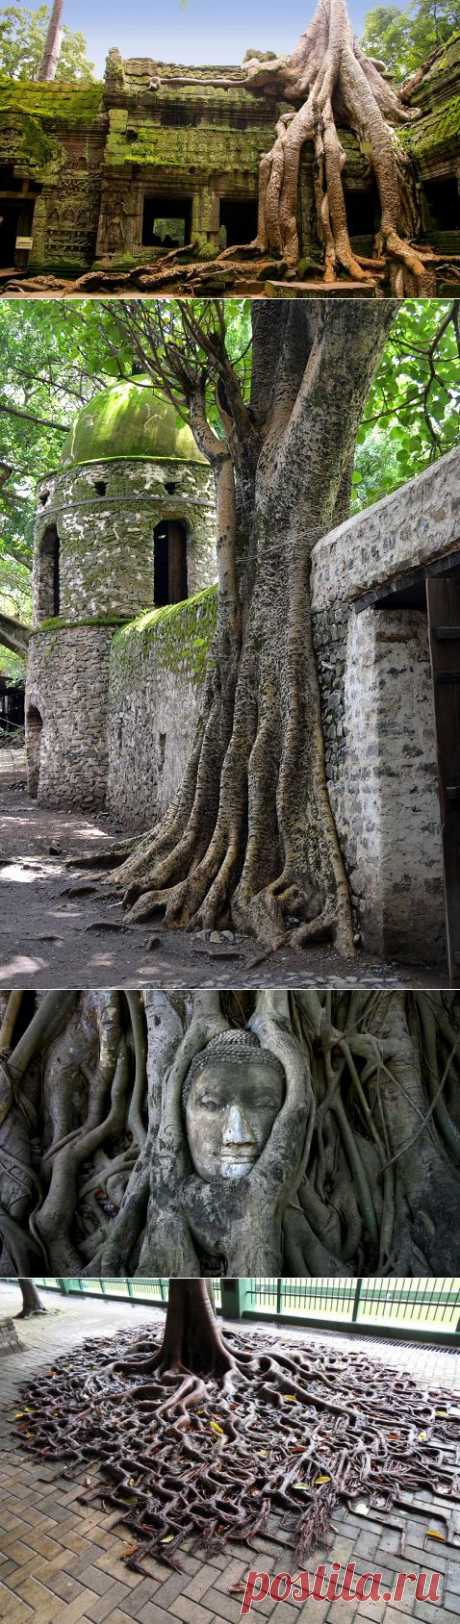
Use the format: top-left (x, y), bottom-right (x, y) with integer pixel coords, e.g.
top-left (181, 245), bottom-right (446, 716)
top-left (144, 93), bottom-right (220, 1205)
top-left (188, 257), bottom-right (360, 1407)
top-left (0, 1286), bottom-right (459, 1623)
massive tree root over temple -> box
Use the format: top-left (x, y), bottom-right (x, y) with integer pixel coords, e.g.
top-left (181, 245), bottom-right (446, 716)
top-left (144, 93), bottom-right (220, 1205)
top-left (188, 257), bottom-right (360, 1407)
top-left (15, 1282), bottom-right (460, 1574)
top-left (155, 0), bottom-right (435, 292)
top-left (240, 0), bottom-right (431, 293)
top-left (1, 989), bottom-right (460, 1278)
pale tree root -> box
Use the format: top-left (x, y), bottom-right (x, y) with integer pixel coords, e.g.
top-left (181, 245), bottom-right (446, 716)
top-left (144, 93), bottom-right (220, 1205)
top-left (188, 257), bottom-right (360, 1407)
top-left (245, 0), bottom-right (431, 294)
top-left (65, 837), bottom-right (137, 872)
top-left (109, 671), bottom-right (354, 957)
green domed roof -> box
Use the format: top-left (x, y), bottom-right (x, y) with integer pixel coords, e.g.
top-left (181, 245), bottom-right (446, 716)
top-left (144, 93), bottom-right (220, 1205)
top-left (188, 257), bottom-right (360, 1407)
top-left (60, 377), bottom-right (207, 468)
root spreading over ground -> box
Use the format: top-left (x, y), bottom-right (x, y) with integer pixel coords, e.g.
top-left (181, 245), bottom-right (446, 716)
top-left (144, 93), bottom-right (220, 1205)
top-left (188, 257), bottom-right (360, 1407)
top-left (15, 1324), bottom-right (460, 1575)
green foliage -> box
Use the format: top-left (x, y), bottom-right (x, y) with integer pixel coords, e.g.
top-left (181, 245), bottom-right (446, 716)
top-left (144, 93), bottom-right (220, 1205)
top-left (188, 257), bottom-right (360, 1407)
top-left (0, 4), bottom-right (94, 80)
top-left (0, 297), bottom-right (459, 668)
top-left (353, 299), bottom-right (460, 511)
top-left (0, 645), bottom-right (24, 677)
top-left (360, 0), bottom-right (460, 78)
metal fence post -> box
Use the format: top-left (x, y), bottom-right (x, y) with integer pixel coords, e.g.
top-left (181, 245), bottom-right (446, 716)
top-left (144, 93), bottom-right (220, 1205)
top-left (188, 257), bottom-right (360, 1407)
top-left (352, 1280), bottom-right (362, 1323)
top-left (221, 1280), bottom-right (241, 1319)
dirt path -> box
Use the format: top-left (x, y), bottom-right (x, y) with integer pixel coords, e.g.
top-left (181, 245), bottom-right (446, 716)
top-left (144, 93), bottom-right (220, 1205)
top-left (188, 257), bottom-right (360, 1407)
top-left (0, 746), bottom-right (448, 989)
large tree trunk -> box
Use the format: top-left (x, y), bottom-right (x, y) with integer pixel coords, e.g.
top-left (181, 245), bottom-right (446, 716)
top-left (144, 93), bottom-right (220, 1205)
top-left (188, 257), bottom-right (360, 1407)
top-left (160, 1280), bottom-right (233, 1376)
top-left (111, 303), bottom-right (395, 955)
top-left (37, 0), bottom-right (64, 80)
top-left (16, 1279), bottom-right (46, 1318)
top-left (158, 0), bottom-right (433, 290)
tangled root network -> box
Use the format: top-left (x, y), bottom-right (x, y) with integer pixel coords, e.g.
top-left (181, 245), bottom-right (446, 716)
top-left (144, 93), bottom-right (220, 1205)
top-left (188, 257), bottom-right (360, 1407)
top-left (15, 1325), bottom-right (460, 1575)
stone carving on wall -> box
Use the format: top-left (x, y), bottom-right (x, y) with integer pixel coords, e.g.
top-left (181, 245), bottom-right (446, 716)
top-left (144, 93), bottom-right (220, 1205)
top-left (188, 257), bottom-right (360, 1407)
top-left (98, 184), bottom-right (135, 256)
top-left (183, 1031), bottom-right (285, 1182)
top-left (1, 990), bottom-right (460, 1281)
top-left (104, 200), bottom-right (131, 254)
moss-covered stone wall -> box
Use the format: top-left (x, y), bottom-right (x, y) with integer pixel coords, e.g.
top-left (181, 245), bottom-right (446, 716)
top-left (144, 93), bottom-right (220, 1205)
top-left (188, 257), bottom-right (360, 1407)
top-left (0, 80), bottom-right (107, 274)
top-left (107, 587), bottom-right (217, 828)
top-left (310, 449), bottom-right (460, 962)
top-left (2, 33), bottom-right (457, 272)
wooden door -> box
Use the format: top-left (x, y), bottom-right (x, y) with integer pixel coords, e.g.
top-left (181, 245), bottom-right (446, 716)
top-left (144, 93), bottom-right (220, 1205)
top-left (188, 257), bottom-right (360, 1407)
top-left (426, 567), bottom-right (460, 984)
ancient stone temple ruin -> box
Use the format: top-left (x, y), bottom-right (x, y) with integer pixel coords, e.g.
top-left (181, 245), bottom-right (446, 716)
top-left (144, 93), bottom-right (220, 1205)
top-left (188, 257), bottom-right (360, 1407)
top-left (26, 377), bottom-right (216, 809)
top-left (0, 32), bottom-right (459, 278)
top-left (26, 377), bottom-right (460, 967)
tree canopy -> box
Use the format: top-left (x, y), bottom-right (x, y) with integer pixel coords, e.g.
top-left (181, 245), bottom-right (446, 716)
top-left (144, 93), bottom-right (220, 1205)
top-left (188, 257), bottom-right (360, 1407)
top-left (361, 0), bottom-right (460, 80)
top-left (0, 3), bottom-right (94, 79)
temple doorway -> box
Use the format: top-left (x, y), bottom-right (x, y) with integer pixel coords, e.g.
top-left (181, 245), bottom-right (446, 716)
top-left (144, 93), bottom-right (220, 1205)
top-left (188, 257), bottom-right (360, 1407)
top-left (142, 196), bottom-right (192, 248)
top-left (219, 198), bottom-right (258, 248)
top-left (0, 191), bottom-right (35, 267)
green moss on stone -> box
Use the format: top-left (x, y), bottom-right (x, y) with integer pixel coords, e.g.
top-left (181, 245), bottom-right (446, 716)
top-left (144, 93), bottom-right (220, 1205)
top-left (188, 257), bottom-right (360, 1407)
top-left (61, 378), bottom-right (206, 468)
top-left (0, 79), bottom-right (105, 181)
top-left (0, 79), bottom-right (104, 128)
top-left (34, 614), bottom-right (128, 633)
top-left (111, 585), bottom-right (217, 684)
top-left (105, 119), bottom-right (272, 169)
top-left (0, 110), bottom-right (59, 176)
top-left (416, 31), bottom-right (460, 94)
top-left (400, 93), bottom-right (460, 156)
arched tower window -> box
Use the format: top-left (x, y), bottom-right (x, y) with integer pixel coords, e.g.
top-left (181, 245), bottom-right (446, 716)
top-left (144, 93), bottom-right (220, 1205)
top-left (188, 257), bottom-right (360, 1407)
top-left (154, 520), bottom-right (187, 606)
top-left (39, 526), bottom-right (60, 618)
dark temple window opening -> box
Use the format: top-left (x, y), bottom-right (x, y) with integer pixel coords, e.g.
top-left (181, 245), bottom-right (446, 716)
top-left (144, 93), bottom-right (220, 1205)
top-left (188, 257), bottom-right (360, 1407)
top-left (154, 520), bottom-right (188, 606)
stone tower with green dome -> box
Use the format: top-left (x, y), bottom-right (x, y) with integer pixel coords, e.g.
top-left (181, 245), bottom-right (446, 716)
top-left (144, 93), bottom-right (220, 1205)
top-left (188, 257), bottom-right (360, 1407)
top-left (25, 377), bottom-right (216, 808)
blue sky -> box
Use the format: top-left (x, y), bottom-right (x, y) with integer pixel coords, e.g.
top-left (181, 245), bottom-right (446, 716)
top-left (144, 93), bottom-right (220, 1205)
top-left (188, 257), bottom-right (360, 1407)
top-left (60, 0), bottom-right (391, 75)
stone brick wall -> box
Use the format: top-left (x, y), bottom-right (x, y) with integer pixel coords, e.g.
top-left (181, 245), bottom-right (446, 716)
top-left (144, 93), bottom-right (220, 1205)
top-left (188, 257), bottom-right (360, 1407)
top-left (311, 444), bottom-right (460, 611)
top-left (33, 458), bottom-right (216, 622)
top-left (310, 448), bottom-right (460, 962)
top-left (0, 82), bottom-right (107, 276)
top-left (26, 624), bottom-right (114, 808)
top-left (313, 602), bottom-right (444, 959)
top-left (34, 133), bottom-right (106, 274)
top-left (106, 588), bottom-right (217, 829)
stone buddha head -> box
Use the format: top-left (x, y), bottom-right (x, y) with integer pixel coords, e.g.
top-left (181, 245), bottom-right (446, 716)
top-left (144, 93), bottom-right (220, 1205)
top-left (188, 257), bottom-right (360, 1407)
top-left (183, 1029), bottom-right (285, 1182)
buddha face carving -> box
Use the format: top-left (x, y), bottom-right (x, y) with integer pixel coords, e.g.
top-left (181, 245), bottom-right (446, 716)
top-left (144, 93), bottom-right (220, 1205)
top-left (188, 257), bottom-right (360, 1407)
top-left (183, 1031), bottom-right (285, 1181)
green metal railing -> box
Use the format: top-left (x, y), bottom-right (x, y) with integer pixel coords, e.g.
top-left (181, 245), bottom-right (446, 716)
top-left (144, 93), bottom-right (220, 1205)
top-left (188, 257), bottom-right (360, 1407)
top-left (241, 1277), bottom-right (460, 1338)
top-left (32, 1277), bottom-right (223, 1310)
top-left (8, 1278), bottom-right (460, 1344)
